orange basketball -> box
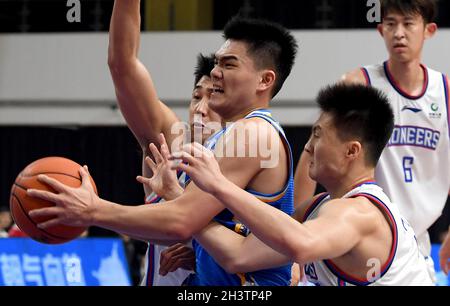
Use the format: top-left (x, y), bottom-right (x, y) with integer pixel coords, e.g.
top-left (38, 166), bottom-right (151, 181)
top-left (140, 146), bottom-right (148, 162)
top-left (9, 157), bottom-right (97, 244)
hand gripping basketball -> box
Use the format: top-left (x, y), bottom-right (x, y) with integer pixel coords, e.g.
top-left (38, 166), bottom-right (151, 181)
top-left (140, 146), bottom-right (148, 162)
top-left (27, 164), bottom-right (99, 231)
top-left (10, 157), bottom-right (98, 244)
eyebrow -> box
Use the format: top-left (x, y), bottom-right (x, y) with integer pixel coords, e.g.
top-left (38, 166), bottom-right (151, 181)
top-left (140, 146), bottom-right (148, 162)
top-left (216, 55), bottom-right (239, 62)
top-left (384, 16), bottom-right (415, 22)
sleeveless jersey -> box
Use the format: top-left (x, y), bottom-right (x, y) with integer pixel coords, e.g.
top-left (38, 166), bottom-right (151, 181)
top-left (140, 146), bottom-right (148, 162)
top-left (362, 63), bottom-right (450, 237)
top-left (185, 109), bottom-right (295, 286)
top-left (140, 171), bottom-right (192, 286)
top-left (303, 182), bottom-right (433, 286)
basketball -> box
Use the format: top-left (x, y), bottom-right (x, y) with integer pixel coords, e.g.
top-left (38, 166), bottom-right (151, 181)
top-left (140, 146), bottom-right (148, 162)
top-left (9, 157), bottom-right (97, 244)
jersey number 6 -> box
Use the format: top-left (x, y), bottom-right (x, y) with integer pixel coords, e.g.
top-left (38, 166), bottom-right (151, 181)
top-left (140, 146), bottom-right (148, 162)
top-left (403, 156), bottom-right (414, 183)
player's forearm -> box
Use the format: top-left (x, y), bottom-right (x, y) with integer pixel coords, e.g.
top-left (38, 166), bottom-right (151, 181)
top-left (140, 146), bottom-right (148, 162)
top-left (91, 198), bottom-right (190, 243)
top-left (195, 224), bottom-right (290, 274)
top-left (194, 223), bottom-right (246, 273)
top-left (213, 179), bottom-right (311, 262)
top-left (108, 0), bottom-right (141, 67)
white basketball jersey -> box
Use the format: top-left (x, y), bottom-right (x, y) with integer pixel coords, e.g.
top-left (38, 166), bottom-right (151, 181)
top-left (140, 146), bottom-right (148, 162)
top-left (140, 172), bottom-right (192, 286)
top-left (303, 182), bottom-right (432, 286)
top-left (363, 63), bottom-right (450, 237)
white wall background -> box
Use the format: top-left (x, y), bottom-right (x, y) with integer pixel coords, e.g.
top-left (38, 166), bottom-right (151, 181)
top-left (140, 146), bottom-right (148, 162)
top-left (0, 30), bottom-right (449, 126)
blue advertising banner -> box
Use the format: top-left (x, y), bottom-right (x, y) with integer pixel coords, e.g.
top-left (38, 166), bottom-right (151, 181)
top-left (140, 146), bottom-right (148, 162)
top-left (0, 238), bottom-right (131, 286)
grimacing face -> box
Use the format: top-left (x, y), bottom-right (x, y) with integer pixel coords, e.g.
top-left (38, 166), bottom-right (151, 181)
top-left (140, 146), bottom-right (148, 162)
top-left (210, 40), bottom-right (262, 119)
top-left (189, 76), bottom-right (221, 144)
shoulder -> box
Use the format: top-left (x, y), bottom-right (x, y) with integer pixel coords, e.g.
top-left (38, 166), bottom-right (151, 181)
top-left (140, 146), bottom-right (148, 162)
top-left (340, 68), bottom-right (368, 86)
top-left (319, 197), bottom-right (381, 234)
top-left (225, 116), bottom-right (281, 146)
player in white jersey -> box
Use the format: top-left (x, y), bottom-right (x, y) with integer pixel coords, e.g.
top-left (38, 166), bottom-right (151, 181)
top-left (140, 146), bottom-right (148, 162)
top-left (302, 183), bottom-right (430, 286)
top-left (363, 63), bottom-right (450, 254)
top-left (107, 0), bottom-right (220, 285)
top-left (170, 84), bottom-right (432, 286)
top-left (295, 0), bottom-right (450, 280)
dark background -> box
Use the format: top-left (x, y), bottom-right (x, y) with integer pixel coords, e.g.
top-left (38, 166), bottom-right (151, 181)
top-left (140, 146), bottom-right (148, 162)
top-left (0, 0), bottom-right (449, 33)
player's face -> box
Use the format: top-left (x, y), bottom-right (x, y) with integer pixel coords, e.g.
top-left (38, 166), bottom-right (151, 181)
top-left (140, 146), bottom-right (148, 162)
top-left (304, 113), bottom-right (349, 186)
top-left (378, 12), bottom-right (437, 63)
top-left (210, 40), bottom-right (261, 120)
top-left (189, 76), bottom-right (222, 144)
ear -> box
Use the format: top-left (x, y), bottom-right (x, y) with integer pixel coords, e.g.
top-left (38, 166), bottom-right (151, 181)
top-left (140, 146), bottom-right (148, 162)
top-left (346, 141), bottom-right (362, 160)
top-left (377, 24), bottom-right (384, 37)
top-left (257, 70), bottom-right (276, 93)
top-left (425, 22), bottom-right (437, 39)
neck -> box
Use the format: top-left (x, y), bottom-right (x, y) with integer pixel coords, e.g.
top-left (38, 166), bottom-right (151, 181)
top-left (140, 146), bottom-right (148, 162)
top-left (387, 58), bottom-right (425, 95)
top-left (324, 169), bottom-right (375, 200)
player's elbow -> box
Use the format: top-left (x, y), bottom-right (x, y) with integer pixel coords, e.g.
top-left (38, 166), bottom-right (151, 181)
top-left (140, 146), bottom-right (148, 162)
top-left (221, 257), bottom-right (249, 275)
top-left (290, 236), bottom-right (316, 265)
top-left (165, 217), bottom-right (195, 241)
top-left (107, 51), bottom-right (134, 76)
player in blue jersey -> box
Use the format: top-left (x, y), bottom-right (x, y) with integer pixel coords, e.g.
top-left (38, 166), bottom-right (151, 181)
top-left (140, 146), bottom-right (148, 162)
top-left (27, 17), bottom-right (298, 286)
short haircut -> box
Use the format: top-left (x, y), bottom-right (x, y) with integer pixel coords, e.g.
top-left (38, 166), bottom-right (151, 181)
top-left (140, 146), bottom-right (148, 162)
top-left (194, 53), bottom-right (215, 85)
top-left (223, 17), bottom-right (298, 98)
top-left (317, 84), bottom-right (394, 167)
top-left (381, 0), bottom-right (437, 24)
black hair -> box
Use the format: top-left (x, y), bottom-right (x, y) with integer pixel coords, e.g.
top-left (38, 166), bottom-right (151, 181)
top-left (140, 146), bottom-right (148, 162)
top-left (381, 0), bottom-right (437, 24)
top-left (317, 84), bottom-right (394, 167)
top-left (194, 53), bottom-right (215, 85)
top-left (223, 16), bottom-right (298, 98)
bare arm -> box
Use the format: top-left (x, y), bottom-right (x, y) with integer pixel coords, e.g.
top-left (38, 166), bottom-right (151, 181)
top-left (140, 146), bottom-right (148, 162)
top-left (194, 222), bottom-right (291, 274)
top-left (440, 227), bottom-right (450, 275)
top-left (211, 179), bottom-right (375, 265)
top-left (28, 120), bottom-right (270, 243)
top-left (171, 145), bottom-right (378, 265)
top-left (107, 0), bottom-right (180, 150)
top-left (340, 68), bottom-right (368, 86)
top-left (294, 151), bottom-right (316, 209)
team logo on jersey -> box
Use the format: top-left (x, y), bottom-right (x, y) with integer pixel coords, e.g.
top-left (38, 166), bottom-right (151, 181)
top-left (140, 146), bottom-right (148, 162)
top-left (429, 103), bottom-right (442, 119)
top-left (401, 106), bottom-right (422, 113)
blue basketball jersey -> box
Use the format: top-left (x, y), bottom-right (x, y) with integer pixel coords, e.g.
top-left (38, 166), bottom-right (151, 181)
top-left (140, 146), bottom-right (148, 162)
top-left (185, 109), bottom-right (294, 286)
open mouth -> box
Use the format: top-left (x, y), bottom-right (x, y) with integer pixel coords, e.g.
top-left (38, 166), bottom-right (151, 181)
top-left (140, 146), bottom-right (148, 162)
top-left (213, 85), bottom-right (225, 94)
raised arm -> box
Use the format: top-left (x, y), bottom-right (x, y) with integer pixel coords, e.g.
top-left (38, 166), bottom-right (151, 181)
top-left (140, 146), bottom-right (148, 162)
top-left (107, 0), bottom-right (180, 150)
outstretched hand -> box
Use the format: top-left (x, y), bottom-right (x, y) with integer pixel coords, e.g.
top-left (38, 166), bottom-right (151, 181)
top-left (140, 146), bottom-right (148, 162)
top-left (137, 133), bottom-right (184, 201)
top-left (27, 166), bottom-right (100, 229)
top-left (169, 143), bottom-right (226, 195)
